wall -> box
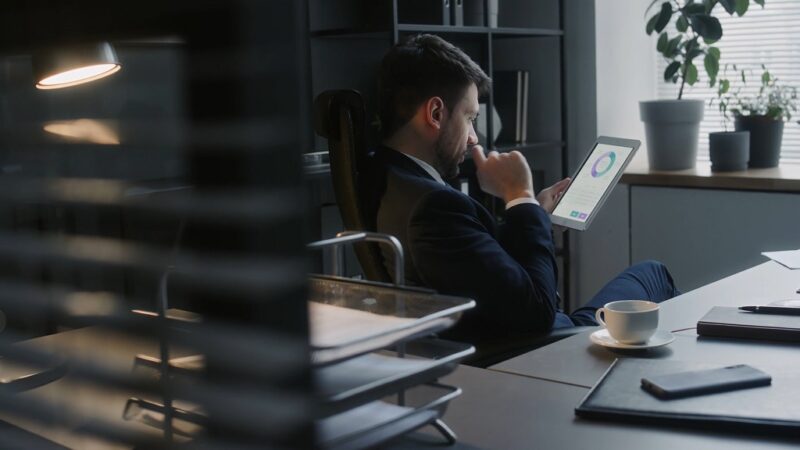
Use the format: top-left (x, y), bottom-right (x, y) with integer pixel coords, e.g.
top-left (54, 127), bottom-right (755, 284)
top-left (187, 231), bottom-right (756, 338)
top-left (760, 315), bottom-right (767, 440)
top-left (632, 186), bottom-right (800, 292)
top-left (571, 0), bottom-right (657, 307)
top-left (594, 0), bottom-right (657, 156)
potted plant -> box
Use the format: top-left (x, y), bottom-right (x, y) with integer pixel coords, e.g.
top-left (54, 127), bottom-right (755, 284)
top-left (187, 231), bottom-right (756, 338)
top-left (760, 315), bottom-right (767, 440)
top-left (641, 0), bottom-right (763, 170)
top-left (715, 64), bottom-right (797, 168)
top-left (707, 64), bottom-right (750, 171)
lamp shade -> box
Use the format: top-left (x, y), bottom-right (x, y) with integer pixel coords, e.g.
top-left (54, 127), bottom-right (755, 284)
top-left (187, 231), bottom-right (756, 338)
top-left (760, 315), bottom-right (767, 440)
top-left (33, 42), bottom-right (121, 90)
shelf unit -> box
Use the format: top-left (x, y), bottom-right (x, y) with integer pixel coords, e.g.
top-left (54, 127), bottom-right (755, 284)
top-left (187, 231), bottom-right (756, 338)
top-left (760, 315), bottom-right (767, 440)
top-left (305, 0), bottom-right (572, 303)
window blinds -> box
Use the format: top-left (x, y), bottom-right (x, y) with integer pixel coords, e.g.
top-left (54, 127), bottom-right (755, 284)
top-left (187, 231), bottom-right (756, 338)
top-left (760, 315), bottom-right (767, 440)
top-left (656, 0), bottom-right (800, 164)
top-left (0, 2), bottom-right (313, 448)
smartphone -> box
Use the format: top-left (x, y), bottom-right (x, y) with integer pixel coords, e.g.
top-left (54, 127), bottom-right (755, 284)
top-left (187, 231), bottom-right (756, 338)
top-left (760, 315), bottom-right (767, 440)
top-left (641, 364), bottom-right (771, 399)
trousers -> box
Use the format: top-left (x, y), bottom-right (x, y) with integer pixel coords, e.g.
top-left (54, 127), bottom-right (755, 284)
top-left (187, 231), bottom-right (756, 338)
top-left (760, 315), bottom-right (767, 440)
top-left (553, 260), bottom-right (681, 328)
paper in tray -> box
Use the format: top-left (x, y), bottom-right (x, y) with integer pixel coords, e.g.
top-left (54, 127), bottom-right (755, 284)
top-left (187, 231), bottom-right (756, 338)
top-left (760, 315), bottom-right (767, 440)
top-left (308, 276), bottom-right (474, 365)
top-left (315, 339), bottom-right (473, 414)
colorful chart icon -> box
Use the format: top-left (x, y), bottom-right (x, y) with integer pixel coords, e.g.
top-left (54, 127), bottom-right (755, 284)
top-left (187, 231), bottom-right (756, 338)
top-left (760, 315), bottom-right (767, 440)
top-left (570, 211), bottom-right (580, 218)
top-left (591, 151), bottom-right (616, 177)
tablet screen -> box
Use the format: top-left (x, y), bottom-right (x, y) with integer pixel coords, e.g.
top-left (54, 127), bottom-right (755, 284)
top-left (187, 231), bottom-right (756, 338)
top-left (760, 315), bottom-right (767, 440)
top-left (552, 142), bottom-right (635, 225)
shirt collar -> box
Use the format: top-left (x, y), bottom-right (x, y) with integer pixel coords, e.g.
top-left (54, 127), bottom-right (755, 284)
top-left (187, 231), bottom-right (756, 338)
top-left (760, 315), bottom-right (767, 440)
top-left (402, 153), bottom-right (446, 186)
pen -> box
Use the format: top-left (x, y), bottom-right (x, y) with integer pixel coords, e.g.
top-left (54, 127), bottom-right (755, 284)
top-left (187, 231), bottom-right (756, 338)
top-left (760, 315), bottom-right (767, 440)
top-left (739, 306), bottom-right (800, 316)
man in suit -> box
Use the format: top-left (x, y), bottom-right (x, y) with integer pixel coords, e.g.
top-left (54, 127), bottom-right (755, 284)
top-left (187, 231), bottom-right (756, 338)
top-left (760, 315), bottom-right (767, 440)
top-left (368, 34), bottom-right (679, 342)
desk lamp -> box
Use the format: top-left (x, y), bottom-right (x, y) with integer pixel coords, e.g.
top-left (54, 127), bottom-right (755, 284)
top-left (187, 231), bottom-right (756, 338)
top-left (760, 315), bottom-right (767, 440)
top-left (33, 41), bottom-right (121, 90)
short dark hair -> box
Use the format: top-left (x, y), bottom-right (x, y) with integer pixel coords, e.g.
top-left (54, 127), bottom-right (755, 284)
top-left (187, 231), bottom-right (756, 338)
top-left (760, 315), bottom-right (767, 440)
top-left (377, 34), bottom-right (491, 139)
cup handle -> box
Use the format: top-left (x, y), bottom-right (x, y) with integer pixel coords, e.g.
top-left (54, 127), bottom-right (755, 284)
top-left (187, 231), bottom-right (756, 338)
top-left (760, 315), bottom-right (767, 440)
top-left (595, 308), bottom-right (606, 327)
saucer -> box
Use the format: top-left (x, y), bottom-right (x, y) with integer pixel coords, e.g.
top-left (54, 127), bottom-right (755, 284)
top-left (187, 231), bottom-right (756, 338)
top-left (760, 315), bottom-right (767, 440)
top-left (590, 329), bottom-right (675, 350)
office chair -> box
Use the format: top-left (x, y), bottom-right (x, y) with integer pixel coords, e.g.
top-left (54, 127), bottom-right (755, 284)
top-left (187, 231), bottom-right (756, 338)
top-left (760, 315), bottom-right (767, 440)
top-left (313, 89), bottom-right (390, 283)
top-left (312, 89), bottom-right (594, 368)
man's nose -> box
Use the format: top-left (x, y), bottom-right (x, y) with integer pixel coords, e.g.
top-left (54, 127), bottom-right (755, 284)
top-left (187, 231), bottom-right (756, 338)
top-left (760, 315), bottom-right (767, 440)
top-left (467, 123), bottom-right (478, 145)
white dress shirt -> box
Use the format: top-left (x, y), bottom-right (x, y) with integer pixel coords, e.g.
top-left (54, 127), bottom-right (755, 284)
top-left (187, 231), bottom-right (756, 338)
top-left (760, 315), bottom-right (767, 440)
top-left (403, 152), bottom-right (539, 210)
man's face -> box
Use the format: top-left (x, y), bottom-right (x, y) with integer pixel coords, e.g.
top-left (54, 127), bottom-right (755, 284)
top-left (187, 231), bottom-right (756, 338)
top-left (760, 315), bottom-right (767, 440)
top-left (433, 84), bottom-right (480, 179)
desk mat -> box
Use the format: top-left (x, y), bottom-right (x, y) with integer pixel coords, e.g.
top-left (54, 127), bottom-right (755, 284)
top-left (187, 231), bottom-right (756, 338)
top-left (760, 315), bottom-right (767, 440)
top-left (576, 358), bottom-right (800, 435)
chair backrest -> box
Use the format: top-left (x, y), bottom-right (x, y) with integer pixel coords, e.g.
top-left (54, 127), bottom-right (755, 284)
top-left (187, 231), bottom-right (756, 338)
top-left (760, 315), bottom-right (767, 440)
top-left (313, 90), bottom-right (392, 283)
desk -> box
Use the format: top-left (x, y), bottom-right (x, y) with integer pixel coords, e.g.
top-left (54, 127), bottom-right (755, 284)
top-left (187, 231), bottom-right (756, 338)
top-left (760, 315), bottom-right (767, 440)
top-left (0, 327), bottom-right (189, 449)
top-left (492, 261), bottom-right (800, 387)
top-left (5, 261), bottom-right (800, 449)
top-left (392, 260), bottom-right (800, 449)
top-left (393, 364), bottom-right (799, 450)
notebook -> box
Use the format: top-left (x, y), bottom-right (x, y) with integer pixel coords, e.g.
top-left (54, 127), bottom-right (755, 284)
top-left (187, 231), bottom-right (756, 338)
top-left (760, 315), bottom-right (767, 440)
top-left (697, 306), bottom-right (800, 342)
top-left (575, 358), bottom-right (800, 434)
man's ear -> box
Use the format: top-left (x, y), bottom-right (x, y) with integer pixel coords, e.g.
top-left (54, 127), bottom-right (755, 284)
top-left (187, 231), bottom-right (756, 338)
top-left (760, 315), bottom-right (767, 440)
top-left (423, 96), bottom-right (446, 131)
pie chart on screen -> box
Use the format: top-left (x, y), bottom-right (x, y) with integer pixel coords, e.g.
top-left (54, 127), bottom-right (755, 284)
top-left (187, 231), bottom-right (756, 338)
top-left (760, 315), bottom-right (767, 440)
top-left (591, 151), bottom-right (616, 177)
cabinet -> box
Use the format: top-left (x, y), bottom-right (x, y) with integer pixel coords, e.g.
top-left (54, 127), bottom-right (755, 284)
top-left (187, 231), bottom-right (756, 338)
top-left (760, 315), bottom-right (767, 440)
top-left (306, 0), bottom-right (584, 305)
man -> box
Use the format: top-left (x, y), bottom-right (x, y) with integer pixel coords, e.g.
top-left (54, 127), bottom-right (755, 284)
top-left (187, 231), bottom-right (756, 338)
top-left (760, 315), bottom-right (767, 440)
top-left (368, 34), bottom-right (679, 342)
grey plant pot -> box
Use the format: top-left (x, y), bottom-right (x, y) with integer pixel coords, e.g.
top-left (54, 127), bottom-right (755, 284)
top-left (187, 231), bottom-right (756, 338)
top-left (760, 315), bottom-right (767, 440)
top-left (709, 131), bottom-right (749, 172)
top-left (639, 99), bottom-right (704, 170)
top-left (734, 115), bottom-right (784, 168)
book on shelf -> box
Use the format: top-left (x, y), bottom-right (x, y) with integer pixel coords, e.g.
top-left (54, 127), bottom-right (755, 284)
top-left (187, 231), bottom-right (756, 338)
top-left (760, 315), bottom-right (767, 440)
top-left (398, 0), bottom-right (450, 26)
top-left (493, 70), bottom-right (529, 145)
top-left (451, 0), bottom-right (464, 26)
top-left (463, 0), bottom-right (484, 26)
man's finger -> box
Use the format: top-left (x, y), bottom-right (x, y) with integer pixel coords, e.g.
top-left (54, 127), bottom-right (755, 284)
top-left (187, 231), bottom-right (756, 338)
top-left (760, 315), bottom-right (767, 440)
top-left (555, 177), bottom-right (571, 193)
top-left (471, 146), bottom-right (486, 167)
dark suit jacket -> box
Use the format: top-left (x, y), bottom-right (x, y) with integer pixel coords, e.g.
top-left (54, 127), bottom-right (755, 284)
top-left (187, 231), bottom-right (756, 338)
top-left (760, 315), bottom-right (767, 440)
top-left (367, 146), bottom-right (559, 341)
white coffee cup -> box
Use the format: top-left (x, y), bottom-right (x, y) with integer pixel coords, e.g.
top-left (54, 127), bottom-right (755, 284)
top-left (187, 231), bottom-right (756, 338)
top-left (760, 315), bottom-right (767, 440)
top-left (595, 300), bottom-right (659, 344)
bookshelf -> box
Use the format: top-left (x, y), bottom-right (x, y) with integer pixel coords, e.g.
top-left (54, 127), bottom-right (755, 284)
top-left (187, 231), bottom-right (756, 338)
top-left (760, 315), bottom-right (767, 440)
top-left (305, 0), bottom-right (589, 307)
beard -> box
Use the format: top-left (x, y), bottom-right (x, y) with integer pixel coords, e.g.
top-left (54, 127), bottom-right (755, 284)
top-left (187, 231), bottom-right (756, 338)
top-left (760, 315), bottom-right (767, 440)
top-left (433, 131), bottom-right (464, 180)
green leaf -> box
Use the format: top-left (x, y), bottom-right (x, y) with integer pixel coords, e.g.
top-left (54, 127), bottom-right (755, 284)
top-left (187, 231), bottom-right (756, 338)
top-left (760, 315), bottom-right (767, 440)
top-left (762, 70), bottom-right (770, 83)
top-left (718, 0), bottom-right (736, 14)
top-left (690, 15), bottom-right (722, 42)
top-left (735, 0), bottom-right (749, 16)
top-left (646, 13), bottom-right (659, 35)
top-left (686, 47), bottom-right (703, 61)
top-left (703, 0), bottom-right (719, 13)
top-left (741, 70), bottom-right (746, 84)
top-left (704, 52), bottom-right (719, 84)
top-left (707, 46), bottom-right (721, 60)
top-left (676, 15), bottom-right (689, 32)
top-left (667, 36), bottom-right (683, 57)
top-left (655, 2), bottom-right (673, 33)
top-left (657, 32), bottom-right (669, 53)
top-left (686, 63), bottom-right (699, 85)
top-left (720, 79), bottom-right (730, 94)
top-left (754, 0), bottom-right (765, 7)
top-left (664, 61), bottom-right (681, 81)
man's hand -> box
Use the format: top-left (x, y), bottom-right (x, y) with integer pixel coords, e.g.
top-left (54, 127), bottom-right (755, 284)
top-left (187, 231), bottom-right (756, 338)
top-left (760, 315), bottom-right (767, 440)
top-left (536, 178), bottom-right (571, 214)
top-left (471, 146), bottom-right (535, 204)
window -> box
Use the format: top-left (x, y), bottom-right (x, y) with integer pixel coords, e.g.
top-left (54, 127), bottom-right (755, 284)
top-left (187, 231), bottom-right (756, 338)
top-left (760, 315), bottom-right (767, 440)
top-left (657, 0), bottom-right (800, 165)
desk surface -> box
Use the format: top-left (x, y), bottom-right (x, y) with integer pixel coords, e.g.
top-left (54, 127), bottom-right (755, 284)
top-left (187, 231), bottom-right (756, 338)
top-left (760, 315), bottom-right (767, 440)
top-left (492, 261), bottom-right (800, 387)
top-left (394, 364), bottom-right (800, 450)
top-left (0, 327), bottom-right (187, 449)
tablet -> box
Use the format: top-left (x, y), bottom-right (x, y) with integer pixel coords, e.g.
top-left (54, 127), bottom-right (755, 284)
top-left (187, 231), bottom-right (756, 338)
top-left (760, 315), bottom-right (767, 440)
top-left (550, 136), bottom-right (640, 231)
